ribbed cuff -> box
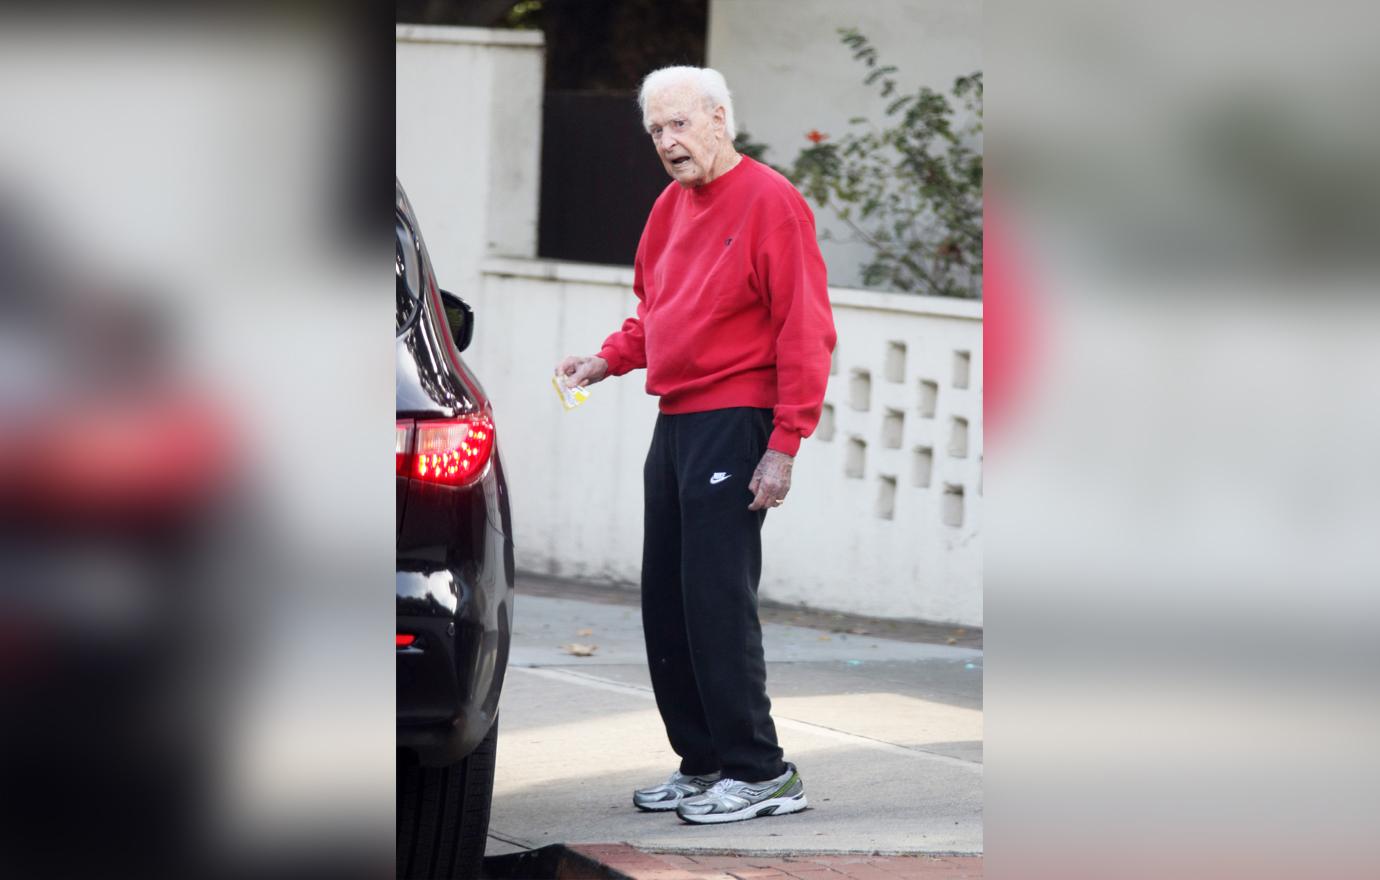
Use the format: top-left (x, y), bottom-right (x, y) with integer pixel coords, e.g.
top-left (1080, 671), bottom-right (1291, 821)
top-left (595, 347), bottom-right (626, 376)
top-left (767, 427), bottom-right (801, 457)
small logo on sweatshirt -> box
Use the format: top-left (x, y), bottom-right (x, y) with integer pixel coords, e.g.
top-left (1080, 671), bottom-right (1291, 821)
top-left (709, 472), bottom-right (731, 485)
top-left (724, 237), bottom-right (733, 247)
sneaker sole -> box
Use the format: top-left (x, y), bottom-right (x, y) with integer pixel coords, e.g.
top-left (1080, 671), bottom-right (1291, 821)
top-left (677, 794), bottom-right (808, 824)
top-left (633, 798), bottom-right (682, 812)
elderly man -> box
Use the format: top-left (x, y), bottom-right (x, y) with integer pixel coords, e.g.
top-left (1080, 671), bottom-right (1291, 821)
top-left (556, 66), bottom-right (835, 825)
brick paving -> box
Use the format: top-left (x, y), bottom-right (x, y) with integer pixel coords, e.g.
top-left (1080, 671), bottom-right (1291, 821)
top-left (565, 844), bottom-right (983, 880)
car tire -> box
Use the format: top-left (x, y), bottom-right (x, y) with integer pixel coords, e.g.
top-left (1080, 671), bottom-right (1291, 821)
top-left (397, 719), bottom-right (499, 880)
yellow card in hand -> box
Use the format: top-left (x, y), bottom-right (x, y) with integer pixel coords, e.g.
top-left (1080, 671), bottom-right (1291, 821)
top-left (552, 375), bottom-right (590, 410)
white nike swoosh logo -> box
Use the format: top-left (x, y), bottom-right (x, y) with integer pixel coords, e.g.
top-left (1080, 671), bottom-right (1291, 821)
top-left (709, 472), bottom-right (730, 484)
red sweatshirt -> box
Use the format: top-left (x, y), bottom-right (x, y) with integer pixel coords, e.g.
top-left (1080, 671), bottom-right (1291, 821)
top-left (596, 156), bottom-right (836, 456)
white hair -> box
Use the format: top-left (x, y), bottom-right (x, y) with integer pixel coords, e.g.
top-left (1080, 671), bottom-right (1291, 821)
top-left (638, 66), bottom-right (736, 140)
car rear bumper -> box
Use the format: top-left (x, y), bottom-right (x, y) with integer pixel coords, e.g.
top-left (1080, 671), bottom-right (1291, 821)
top-left (396, 556), bottom-right (511, 767)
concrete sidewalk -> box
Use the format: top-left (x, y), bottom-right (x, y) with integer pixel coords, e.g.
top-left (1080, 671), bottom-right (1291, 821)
top-left (485, 577), bottom-right (983, 866)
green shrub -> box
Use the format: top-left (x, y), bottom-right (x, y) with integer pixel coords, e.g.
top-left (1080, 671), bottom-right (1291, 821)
top-left (787, 29), bottom-right (982, 297)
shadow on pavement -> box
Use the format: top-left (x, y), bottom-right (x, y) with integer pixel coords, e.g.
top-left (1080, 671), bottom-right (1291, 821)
top-left (483, 843), bottom-right (624, 879)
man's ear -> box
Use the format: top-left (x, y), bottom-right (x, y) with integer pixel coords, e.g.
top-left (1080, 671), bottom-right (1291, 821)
top-left (713, 104), bottom-right (727, 135)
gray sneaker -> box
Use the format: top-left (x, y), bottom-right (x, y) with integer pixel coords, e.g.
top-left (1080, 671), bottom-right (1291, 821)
top-left (633, 770), bottom-right (722, 812)
top-left (676, 763), bottom-right (807, 824)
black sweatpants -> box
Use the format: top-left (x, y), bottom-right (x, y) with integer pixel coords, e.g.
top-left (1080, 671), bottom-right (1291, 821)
top-left (641, 407), bottom-right (787, 784)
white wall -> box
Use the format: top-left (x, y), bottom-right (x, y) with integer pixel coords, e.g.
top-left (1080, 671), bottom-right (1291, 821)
top-left (707, 0), bottom-right (982, 290)
top-left (395, 25), bottom-right (544, 291)
top-left (466, 257), bottom-right (983, 626)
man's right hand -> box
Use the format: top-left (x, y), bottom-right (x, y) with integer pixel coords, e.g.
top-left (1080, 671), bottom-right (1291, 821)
top-left (556, 355), bottom-right (609, 388)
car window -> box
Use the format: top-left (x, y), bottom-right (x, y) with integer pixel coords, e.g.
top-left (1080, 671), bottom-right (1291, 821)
top-left (396, 214), bottom-right (421, 334)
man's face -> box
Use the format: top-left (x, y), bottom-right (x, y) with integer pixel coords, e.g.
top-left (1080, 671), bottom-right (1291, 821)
top-left (645, 85), bottom-right (726, 187)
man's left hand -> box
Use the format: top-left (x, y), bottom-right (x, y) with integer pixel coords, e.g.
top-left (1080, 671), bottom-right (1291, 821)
top-left (748, 449), bottom-right (793, 511)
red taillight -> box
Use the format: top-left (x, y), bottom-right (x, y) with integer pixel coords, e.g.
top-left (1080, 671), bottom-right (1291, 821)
top-left (397, 633), bottom-right (416, 648)
top-left (410, 416), bottom-right (495, 487)
top-left (396, 420), bottom-right (413, 475)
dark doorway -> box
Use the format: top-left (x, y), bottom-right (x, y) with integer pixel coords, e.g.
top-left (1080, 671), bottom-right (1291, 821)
top-left (535, 0), bottom-right (708, 265)
top-left (537, 92), bottom-right (670, 266)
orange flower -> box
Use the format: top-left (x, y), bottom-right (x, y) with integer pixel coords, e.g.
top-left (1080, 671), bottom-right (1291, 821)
top-left (805, 129), bottom-right (829, 144)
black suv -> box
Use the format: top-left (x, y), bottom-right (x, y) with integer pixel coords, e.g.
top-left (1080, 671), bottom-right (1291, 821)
top-left (395, 180), bottom-right (515, 879)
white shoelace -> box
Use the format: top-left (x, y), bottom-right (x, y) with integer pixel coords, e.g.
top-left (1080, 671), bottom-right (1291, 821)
top-left (706, 777), bottom-right (742, 795)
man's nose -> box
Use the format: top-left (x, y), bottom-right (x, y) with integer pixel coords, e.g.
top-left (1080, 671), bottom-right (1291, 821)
top-left (657, 131), bottom-right (678, 151)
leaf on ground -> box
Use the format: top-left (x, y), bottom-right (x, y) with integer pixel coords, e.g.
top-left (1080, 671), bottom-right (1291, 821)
top-left (818, 635), bottom-right (832, 641)
top-left (561, 643), bottom-right (598, 657)
top-left (847, 627), bottom-right (870, 636)
top-left (946, 637), bottom-right (957, 645)
top-left (576, 628), bottom-right (594, 637)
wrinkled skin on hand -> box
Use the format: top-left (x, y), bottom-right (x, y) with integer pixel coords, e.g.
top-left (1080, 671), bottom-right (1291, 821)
top-left (555, 355), bottom-right (609, 388)
top-left (748, 449), bottom-right (793, 511)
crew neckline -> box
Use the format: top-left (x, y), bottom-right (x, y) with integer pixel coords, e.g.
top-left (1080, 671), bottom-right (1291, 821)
top-left (689, 154), bottom-right (751, 199)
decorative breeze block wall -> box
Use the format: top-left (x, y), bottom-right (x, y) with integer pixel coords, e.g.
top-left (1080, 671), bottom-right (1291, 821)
top-left (767, 288), bottom-right (983, 624)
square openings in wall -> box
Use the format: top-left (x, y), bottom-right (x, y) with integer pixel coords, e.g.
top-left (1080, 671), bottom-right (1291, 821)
top-left (881, 409), bottom-right (904, 449)
top-left (953, 350), bottom-right (971, 389)
top-left (918, 380), bottom-right (938, 418)
top-left (875, 475), bottom-right (897, 520)
top-left (818, 403), bottom-right (836, 442)
top-left (913, 446), bottom-right (933, 488)
top-left (885, 341), bottom-right (907, 383)
top-left (942, 483), bottom-right (965, 527)
top-left (948, 416), bottom-right (969, 458)
top-left (845, 437), bottom-right (866, 479)
top-left (849, 369), bottom-right (872, 411)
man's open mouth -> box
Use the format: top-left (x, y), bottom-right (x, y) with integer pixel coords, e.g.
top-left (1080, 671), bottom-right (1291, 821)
top-left (671, 156), bottom-right (692, 169)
